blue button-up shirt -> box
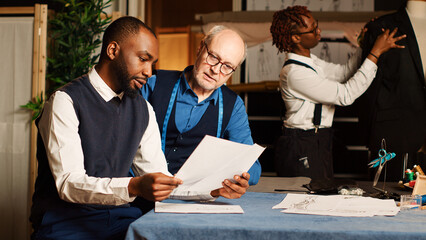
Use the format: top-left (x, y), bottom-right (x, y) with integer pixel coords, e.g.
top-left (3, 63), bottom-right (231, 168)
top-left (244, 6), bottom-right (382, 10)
top-left (140, 67), bottom-right (261, 185)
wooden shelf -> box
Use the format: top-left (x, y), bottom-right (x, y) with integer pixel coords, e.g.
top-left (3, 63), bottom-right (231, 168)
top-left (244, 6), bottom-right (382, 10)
top-left (0, 6), bottom-right (35, 14)
top-left (227, 81), bottom-right (279, 93)
top-left (199, 10), bottom-right (395, 24)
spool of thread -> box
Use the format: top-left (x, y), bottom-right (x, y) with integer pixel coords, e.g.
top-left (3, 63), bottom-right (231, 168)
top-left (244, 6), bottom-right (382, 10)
top-left (413, 165), bottom-right (425, 176)
top-left (406, 169), bottom-right (414, 181)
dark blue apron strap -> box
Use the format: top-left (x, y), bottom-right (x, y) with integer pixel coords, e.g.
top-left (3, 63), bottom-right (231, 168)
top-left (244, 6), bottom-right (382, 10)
top-left (129, 78), bottom-right (180, 177)
top-left (128, 168), bottom-right (135, 177)
top-left (129, 77), bottom-right (181, 177)
top-left (130, 79), bottom-right (224, 177)
top-left (162, 78), bottom-right (181, 153)
top-left (161, 79), bottom-right (224, 149)
top-left (216, 88), bottom-right (223, 138)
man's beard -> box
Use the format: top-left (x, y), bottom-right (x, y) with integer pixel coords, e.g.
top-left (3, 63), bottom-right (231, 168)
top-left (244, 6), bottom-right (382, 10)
top-left (115, 59), bottom-right (139, 99)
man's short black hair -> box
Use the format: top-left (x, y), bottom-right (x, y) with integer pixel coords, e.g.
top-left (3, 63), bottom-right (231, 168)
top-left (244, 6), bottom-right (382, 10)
top-left (100, 16), bottom-right (156, 60)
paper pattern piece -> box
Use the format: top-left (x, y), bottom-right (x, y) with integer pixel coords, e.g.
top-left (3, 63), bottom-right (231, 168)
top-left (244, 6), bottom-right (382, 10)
top-left (175, 135), bottom-right (265, 192)
top-left (273, 194), bottom-right (399, 217)
top-left (155, 202), bottom-right (244, 214)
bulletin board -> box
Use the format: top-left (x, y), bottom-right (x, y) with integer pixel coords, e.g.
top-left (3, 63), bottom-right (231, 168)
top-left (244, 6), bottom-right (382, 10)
top-left (199, 0), bottom-right (389, 85)
top-left (244, 0), bottom-right (374, 83)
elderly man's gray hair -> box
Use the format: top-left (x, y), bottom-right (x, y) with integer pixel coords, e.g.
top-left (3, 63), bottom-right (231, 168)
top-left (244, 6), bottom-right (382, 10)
top-left (203, 25), bottom-right (247, 65)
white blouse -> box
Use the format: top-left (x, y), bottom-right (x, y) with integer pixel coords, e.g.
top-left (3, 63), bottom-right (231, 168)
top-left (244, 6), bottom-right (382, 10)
top-left (280, 49), bottom-right (377, 130)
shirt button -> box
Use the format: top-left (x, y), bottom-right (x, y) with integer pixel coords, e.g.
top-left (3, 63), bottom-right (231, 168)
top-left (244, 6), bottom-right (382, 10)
top-left (173, 147), bottom-right (178, 152)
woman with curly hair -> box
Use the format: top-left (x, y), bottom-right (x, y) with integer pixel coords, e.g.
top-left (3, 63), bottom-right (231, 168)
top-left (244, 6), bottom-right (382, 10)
top-left (270, 5), bottom-right (406, 180)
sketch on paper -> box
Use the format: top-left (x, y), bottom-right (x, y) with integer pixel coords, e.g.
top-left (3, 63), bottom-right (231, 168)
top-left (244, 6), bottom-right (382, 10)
top-left (332, 0), bottom-right (341, 11)
top-left (290, 196), bottom-right (317, 210)
top-left (265, 0), bottom-right (270, 10)
top-left (246, 41), bottom-right (357, 83)
top-left (352, 0), bottom-right (365, 11)
top-left (319, 42), bottom-right (331, 62)
top-left (281, 0), bottom-right (286, 9)
top-left (256, 44), bottom-right (273, 80)
top-left (311, 42), bottom-right (358, 65)
top-left (246, 40), bottom-right (286, 83)
top-left (244, 0), bottom-right (367, 83)
top-left (246, 0), bottom-right (373, 11)
top-left (272, 193), bottom-right (399, 217)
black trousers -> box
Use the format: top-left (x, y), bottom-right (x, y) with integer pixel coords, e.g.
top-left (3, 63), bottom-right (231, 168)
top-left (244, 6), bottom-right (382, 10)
top-left (274, 127), bottom-right (334, 180)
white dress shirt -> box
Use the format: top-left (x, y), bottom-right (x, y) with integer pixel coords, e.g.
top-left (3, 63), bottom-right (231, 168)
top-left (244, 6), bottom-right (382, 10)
top-left (280, 49), bottom-right (378, 130)
top-left (38, 68), bottom-right (213, 206)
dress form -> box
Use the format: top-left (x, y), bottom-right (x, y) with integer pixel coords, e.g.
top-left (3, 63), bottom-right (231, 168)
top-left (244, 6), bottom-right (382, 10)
top-left (406, 0), bottom-right (426, 81)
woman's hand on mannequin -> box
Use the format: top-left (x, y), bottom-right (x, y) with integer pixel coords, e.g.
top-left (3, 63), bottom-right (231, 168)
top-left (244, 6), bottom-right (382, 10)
top-left (368, 28), bottom-right (406, 63)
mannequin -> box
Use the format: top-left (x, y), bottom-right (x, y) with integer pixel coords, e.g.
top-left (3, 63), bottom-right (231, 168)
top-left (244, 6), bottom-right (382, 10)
top-left (407, 0), bottom-right (426, 157)
top-left (406, 0), bottom-right (426, 17)
top-left (406, 0), bottom-right (426, 82)
top-left (358, 0), bottom-right (426, 181)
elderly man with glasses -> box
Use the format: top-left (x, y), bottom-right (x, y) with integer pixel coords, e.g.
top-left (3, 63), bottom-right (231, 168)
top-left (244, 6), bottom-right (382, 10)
top-left (140, 25), bottom-right (261, 200)
top-left (270, 5), bottom-right (406, 181)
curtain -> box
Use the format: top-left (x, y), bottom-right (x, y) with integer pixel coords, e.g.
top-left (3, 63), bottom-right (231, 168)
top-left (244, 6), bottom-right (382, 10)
top-left (0, 17), bottom-right (34, 240)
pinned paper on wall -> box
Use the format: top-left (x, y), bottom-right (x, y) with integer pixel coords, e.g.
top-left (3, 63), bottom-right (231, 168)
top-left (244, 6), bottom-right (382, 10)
top-left (246, 41), bottom-right (358, 83)
top-left (246, 0), bottom-right (374, 12)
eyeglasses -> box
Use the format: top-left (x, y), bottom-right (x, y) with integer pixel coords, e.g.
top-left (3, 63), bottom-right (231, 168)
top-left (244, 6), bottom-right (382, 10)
top-left (294, 20), bottom-right (319, 35)
top-left (204, 44), bottom-right (236, 75)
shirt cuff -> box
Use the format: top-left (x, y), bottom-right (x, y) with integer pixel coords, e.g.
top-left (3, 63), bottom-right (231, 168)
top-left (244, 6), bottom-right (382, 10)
top-left (360, 58), bottom-right (378, 78)
top-left (110, 177), bottom-right (136, 203)
top-left (362, 57), bottom-right (378, 71)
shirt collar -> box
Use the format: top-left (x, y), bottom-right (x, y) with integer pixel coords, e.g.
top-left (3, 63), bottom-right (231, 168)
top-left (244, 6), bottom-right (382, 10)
top-left (181, 65), bottom-right (219, 105)
top-left (286, 52), bottom-right (315, 66)
top-left (88, 66), bottom-right (124, 102)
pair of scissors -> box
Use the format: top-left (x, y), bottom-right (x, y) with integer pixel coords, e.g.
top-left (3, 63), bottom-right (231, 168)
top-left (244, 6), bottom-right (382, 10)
top-left (368, 149), bottom-right (396, 169)
top-left (368, 139), bottom-right (396, 187)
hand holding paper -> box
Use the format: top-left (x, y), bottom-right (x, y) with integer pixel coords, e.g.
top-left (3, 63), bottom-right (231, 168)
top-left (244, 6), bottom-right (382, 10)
top-left (210, 172), bottom-right (250, 199)
top-left (174, 135), bottom-right (265, 197)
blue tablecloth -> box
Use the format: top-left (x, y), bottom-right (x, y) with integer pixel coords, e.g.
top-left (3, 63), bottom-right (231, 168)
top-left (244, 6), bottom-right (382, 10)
top-left (126, 192), bottom-right (426, 240)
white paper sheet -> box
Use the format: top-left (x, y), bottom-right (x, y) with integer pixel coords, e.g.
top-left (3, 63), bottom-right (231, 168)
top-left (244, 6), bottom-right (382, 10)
top-left (174, 135), bottom-right (265, 192)
top-left (155, 202), bottom-right (244, 214)
top-left (273, 193), bottom-right (399, 217)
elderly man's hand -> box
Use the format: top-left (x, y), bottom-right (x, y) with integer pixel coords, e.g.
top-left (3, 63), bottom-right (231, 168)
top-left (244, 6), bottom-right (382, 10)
top-left (210, 172), bottom-right (250, 199)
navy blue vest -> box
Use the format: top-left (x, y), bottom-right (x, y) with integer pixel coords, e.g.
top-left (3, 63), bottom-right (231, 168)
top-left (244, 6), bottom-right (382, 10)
top-left (31, 75), bottom-right (149, 227)
top-left (148, 69), bottom-right (237, 174)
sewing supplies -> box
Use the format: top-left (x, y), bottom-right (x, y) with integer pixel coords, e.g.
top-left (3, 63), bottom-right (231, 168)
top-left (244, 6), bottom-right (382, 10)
top-left (405, 169), bottom-right (414, 181)
top-left (368, 139), bottom-right (395, 188)
top-left (413, 165), bottom-right (425, 176)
